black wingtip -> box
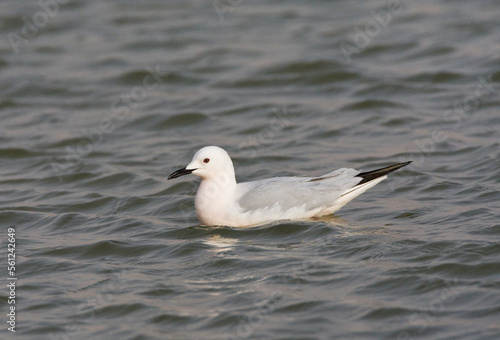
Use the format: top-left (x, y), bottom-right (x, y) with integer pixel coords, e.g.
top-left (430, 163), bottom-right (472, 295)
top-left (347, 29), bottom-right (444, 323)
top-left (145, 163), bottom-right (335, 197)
top-left (356, 161), bottom-right (412, 185)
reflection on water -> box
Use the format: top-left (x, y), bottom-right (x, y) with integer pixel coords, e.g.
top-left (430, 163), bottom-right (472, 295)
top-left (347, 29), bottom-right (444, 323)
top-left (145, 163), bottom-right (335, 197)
top-left (203, 234), bottom-right (240, 253)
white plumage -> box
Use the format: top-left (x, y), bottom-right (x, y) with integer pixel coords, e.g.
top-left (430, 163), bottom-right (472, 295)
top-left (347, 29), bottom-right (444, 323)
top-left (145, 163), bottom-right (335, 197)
top-left (168, 146), bottom-right (410, 227)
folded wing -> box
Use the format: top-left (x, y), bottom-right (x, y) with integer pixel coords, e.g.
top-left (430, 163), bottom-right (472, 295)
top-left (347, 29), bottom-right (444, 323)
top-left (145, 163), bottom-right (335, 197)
top-left (237, 168), bottom-right (361, 212)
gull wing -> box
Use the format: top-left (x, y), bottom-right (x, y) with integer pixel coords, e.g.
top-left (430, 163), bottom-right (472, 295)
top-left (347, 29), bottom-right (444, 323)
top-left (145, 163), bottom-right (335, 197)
top-left (236, 168), bottom-right (361, 212)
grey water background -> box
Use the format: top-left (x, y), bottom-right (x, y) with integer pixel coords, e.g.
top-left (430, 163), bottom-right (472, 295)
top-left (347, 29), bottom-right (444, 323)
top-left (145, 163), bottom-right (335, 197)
top-left (1, 0), bottom-right (499, 339)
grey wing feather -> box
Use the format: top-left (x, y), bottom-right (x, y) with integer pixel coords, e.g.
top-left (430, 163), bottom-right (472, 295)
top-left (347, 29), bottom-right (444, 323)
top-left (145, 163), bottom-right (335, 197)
top-left (237, 168), bottom-right (361, 212)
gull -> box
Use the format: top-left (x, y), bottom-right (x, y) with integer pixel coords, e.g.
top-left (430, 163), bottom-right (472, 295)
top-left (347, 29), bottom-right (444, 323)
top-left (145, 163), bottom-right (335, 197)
top-left (168, 146), bottom-right (410, 227)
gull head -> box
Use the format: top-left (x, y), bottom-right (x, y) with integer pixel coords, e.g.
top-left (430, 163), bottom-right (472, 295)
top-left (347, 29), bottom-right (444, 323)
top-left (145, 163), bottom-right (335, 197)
top-left (168, 146), bottom-right (235, 181)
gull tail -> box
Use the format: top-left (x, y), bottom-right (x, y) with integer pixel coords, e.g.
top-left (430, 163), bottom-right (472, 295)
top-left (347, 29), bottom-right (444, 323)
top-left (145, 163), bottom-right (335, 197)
top-left (355, 161), bottom-right (412, 186)
top-left (335, 161), bottom-right (411, 210)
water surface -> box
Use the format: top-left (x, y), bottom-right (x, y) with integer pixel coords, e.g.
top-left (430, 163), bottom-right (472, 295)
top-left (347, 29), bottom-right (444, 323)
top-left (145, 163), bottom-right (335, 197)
top-left (1, 0), bottom-right (499, 339)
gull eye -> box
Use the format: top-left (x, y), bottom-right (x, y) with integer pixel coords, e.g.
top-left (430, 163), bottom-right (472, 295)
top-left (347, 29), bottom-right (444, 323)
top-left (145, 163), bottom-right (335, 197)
top-left (203, 158), bottom-right (210, 163)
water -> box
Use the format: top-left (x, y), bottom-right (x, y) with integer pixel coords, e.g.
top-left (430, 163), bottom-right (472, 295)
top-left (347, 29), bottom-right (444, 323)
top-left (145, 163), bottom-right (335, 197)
top-left (1, 0), bottom-right (499, 339)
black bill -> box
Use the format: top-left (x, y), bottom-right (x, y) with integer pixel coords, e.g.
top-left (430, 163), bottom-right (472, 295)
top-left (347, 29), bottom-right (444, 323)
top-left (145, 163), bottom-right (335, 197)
top-left (168, 167), bottom-right (195, 180)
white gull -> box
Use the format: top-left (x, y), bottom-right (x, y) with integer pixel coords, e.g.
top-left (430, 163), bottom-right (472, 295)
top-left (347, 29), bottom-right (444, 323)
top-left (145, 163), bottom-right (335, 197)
top-left (168, 146), bottom-right (410, 227)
